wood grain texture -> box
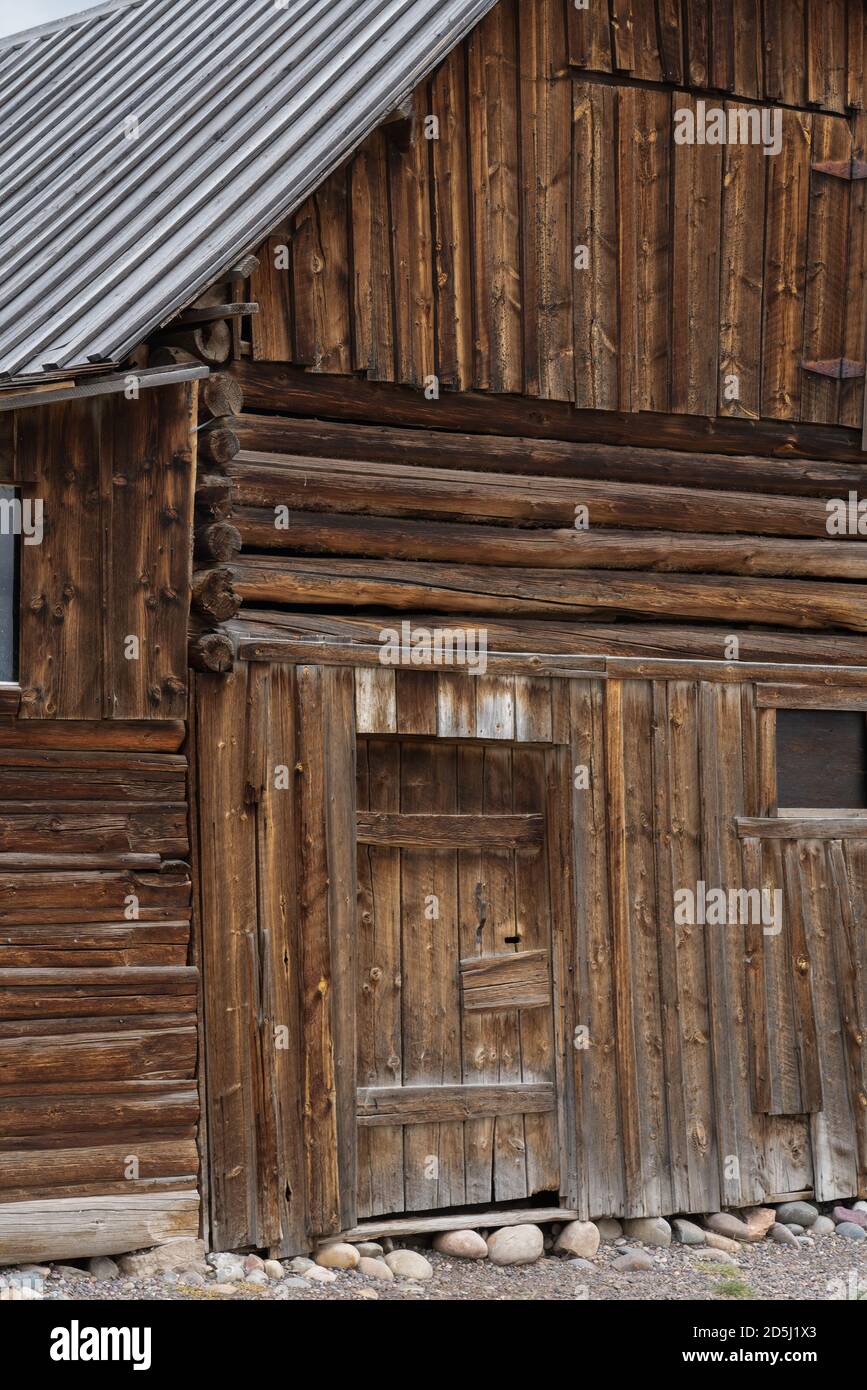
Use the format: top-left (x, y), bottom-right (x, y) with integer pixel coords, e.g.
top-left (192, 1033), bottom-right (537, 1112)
top-left (16, 386), bottom-right (194, 722)
top-left (468, 0), bottom-right (522, 393)
top-left (350, 133), bottom-right (395, 382)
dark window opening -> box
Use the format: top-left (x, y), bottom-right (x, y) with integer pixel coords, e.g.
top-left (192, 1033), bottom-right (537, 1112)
top-left (0, 485), bottom-right (16, 683)
top-left (776, 708), bottom-right (867, 810)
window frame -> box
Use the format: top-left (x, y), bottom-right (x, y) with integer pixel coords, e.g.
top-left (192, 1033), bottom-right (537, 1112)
top-left (756, 686), bottom-right (867, 819)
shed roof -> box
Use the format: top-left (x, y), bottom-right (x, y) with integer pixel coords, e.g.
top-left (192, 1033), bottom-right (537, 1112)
top-left (0, 0), bottom-right (497, 382)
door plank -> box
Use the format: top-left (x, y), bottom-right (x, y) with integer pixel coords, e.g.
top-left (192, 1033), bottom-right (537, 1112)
top-left (357, 1082), bottom-right (554, 1125)
top-left (355, 738), bottom-right (404, 1218)
top-left (358, 812), bottom-right (544, 849)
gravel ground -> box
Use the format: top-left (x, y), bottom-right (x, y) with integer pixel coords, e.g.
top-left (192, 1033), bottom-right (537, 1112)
top-left (9, 1235), bottom-right (867, 1302)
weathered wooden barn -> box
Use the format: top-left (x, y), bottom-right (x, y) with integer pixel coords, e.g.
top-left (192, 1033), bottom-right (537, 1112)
top-left (1, 0), bottom-right (866, 1264)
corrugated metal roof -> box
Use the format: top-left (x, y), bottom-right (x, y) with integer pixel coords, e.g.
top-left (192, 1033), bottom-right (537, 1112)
top-left (0, 0), bottom-right (498, 381)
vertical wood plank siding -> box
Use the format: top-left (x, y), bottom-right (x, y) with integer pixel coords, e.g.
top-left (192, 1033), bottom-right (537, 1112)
top-left (246, 0), bottom-right (867, 430)
top-left (16, 385), bottom-right (196, 721)
top-left (195, 663), bottom-right (867, 1248)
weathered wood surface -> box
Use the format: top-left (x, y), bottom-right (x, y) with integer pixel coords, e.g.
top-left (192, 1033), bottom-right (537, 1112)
top-left (234, 361), bottom-right (867, 464)
top-left (15, 385), bottom-right (196, 721)
top-left (232, 413), bottom-right (867, 495)
top-left (339, 1204), bottom-right (577, 1242)
top-left (226, 556), bottom-right (867, 632)
top-left (357, 1082), bottom-right (555, 1125)
top-left (0, 731), bottom-right (197, 1234)
top-left (243, 4), bottom-right (867, 429)
top-left (228, 608), bottom-right (867, 675)
top-left (0, 1193), bottom-right (199, 1266)
top-left (357, 812), bottom-right (544, 848)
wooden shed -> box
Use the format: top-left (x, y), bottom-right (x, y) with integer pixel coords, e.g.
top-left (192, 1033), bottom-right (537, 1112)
top-left (0, 0), bottom-right (866, 1264)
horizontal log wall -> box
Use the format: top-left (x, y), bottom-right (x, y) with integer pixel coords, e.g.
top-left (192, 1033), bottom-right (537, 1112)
top-left (242, 0), bottom-right (867, 430)
top-left (0, 720), bottom-right (199, 1263)
top-left (193, 411), bottom-right (867, 663)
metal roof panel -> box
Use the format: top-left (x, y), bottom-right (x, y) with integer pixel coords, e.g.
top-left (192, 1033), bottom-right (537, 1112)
top-left (0, 0), bottom-right (499, 380)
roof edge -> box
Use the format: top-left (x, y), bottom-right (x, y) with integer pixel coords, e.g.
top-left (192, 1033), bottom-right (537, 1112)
top-left (0, 0), bottom-right (145, 53)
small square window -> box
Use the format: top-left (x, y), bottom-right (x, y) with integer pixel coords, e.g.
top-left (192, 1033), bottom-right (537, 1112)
top-left (0, 484), bottom-right (16, 683)
top-left (776, 708), bottom-right (867, 811)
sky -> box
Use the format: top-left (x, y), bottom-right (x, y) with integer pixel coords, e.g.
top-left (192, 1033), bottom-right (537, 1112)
top-left (0, 0), bottom-right (109, 39)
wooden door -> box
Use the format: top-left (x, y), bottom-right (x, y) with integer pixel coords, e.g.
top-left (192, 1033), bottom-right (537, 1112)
top-left (355, 736), bottom-right (563, 1217)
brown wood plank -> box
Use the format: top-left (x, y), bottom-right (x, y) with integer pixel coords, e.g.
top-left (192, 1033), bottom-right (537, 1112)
top-left (354, 668), bottom-right (396, 735)
top-left (799, 840), bottom-right (860, 1198)
top-left (763, 0), bottom-right (806, 105)
top-left (757, 838), bottom-right (809, 1114)
top-left (468, 1), bottom-right (522, 393)
top-left (0, 1028), bottom-right (196, 1084)
top-left (357, 1081), bottom-right (554, 1125)
top-left (229, 557), bottom-right (867, 632)
top-left (355, 738), bottom-right (404, 1219)
top-left (738, 817), bottom-right (867, 838)
top-left (657, 0), bottom-right (685, 82)
top-left (519, 0), bottom-right (573, 400)
top-left (350, 132), bottom-right (395, 382)
top-left (232, 359), bottom-right (867, 462)
top-left (672, 95), bottom-right (722, 415)
top-left (652, 680), bottom-right (719, 1213)
top-left (604, 679), bottom-right (644, 1212)
top-left (564, 678), bottom-right (623, 1217)
top-left (250, 226), bottom-right (293, 361)
top-left (387, 91), bottom-right (435, 388)
top-left (228, 504), bottom-right (867, 581)
top-left (618, 87), bottom-right (671, 413)
top-left (849, 0), bottom-right (866, 109)
top-left (292, 176), bottom-right (352, 374)
top-left (339, 1204), bottom-right (577, 1242)
top-left (711, 0), bottom-right (735, 89)
top-left (807, 0), bottom-right (846, 111)
top-left (437, 673), bottom-right (478, 738)
top-left (358, 812), bottom-right (544, 849)
top-left (0, 721), bottom-right (185, 752)
top-left (566, 0), bottom-right (612, 69)
top-left (483, 744), bottom-right (527, 1200)
top-left (572, 81), bottom-right (617, 410)
top-left (756, 684), bottom-right (867, 709)
top-left (685, 0), bottom-right (710, 84)
top-left (232, 408), bottom-right (867, 493)
top-left (762, 110), bottom-right (812, 419)
top-left (455, 744), bottom-right (495, 1201)
top-left (611, 0), bottom-right (637, 70)
top-left (731, 0), bottom-right (762, 96)
top-left (620, 679), bottom-right (671, 1214)
top-left (394, 670), bottom-right (438, 736)
top-left (101, 385), bottom-right (193, 720)
top-left (193, 668), bottom-right (260, 1249)
top-left (514, 743), bottom-right (561, 1196)
top-left (0, 1193), bottom-right (198, 1266)
top-left (699, 681), bottom-right (764, 1204)
top-left (295, 665), bottom-right (357, 1235)
top-left (400, 740), bottom-right (465, 1210)
top-left (840, 112), bottom-right (867, 428)
top-left (719, 106), bottom-right (766, 420)
top-left (514, 676), bottom-right (552, 742)
top-left (431, 47), bottom-right (473, 391)
top-left (17, 401), bottom-right (102, 719)
top-left (802, 117), bottom-right (851, 425)
top-left (833, 840), bottom-right (867, 1193)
